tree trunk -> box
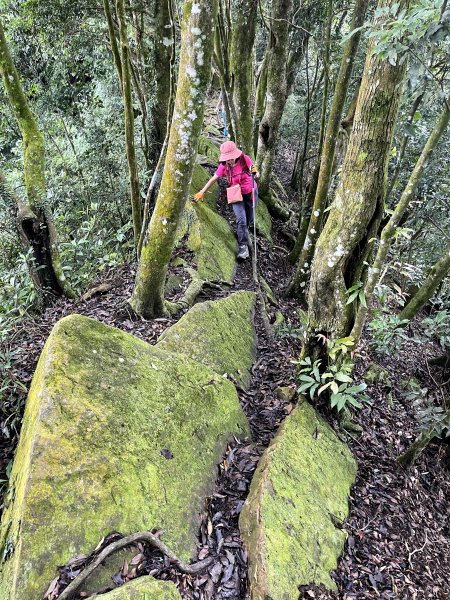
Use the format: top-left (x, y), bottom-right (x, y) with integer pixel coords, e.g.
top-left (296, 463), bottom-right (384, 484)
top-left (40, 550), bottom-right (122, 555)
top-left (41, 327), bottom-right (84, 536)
top-left (256, 0), bottom-right (293, 221)
top-left (398, 239), bottom-right (450, 322)
top-left (303, 0), bottom-right (408, 350)
top-left (288, 0), bottom-right (369, 297)
top-left (116, 0), bottom-right (142, 253)
top-left (153, 0), bottom-right (176, 159)
top-left (214, 0), bottom-right (239, 140)
top-left (0, 18), bottom-right (74, 302)
top-left (229, 0), bottom-right (258, 155)
top-left (351, 102), bottom-right (450, 342)
top-left (386, 91), bottom-right (425, 200)
top-left (252, 50), bottom-right (268, 154)
top-left (130, 0), bottom-right (218, 318)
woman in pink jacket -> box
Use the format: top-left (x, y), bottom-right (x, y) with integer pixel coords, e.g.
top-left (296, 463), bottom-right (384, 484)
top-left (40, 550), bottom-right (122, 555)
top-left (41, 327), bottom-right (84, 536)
top-left (194, 141), bottom-right (258, 260)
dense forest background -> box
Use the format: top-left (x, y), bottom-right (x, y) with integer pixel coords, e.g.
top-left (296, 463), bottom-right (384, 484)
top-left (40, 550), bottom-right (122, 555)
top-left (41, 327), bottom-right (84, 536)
top-left (0, 0), bottom-right (449, 598)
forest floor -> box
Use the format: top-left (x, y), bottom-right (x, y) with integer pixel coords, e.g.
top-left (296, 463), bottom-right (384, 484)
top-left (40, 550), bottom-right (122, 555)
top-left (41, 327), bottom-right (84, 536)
top-left (1, 184), bottom-right (449, 599)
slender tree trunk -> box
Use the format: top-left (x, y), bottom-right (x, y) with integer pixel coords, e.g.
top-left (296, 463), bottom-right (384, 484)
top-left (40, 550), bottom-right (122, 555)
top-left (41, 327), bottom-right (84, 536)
top-left (153, 0), bottom-right (176, 159)
top-left (116, 0), bottom-right (142, 253)
top-left (303, 0), bottom-right (408, 351)
top-left (215, 0), bottom-right (239, 140)
top-left (229, 0), bottom-right (258, 155)
top-left (398, 239), bottom-right (450, 322)
top-left (351, 102), bottom-right (450, 342)
top-left (130, 0), bottom-right (218, 318)
top-left (252, 50), bottom-right (268, 154)
top-left (0, 18), bottom-right (74, 302)
top-left (386, 91), bottom-right (425, 199)
top-left (103, 0), bottom-right (123, 89)
top-left (256, 0), bottom-right (293, 221)
top-left (288, 0), bottom-right (369, 296)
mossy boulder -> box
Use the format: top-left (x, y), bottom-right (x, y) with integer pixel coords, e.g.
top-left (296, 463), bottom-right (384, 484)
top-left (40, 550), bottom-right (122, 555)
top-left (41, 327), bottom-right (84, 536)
top-left (0, 315), bottom-right (249, 600)
top-left (175, 198), bottom-right (237, 284)
top-left (91, 577), bottom-right (181, 599)
top-left (198, 135), bottom-right (220, 165)
top-left (256, 200), bottom-right (272, 241)
top-left (240, 400), bottom-right (357, 599)
top-left (189, 163), bottom-right (217, 210)
top-left (157, 292), bottom-right (256, 389)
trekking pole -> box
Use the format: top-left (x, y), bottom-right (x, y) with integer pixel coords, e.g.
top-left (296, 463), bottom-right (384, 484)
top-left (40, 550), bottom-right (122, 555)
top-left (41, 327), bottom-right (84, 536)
top-left (251, 173), bottom-right (258, 282)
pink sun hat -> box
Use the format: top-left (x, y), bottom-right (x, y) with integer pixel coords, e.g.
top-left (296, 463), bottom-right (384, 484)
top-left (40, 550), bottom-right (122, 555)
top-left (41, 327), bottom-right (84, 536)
top-left (219, 140), bottom-right (242, 162)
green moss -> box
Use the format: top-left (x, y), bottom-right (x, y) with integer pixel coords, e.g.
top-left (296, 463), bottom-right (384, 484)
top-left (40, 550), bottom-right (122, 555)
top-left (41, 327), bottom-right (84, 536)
top-left (198, 135), bottom-right (220, 165)
top-left (175, 198), bottom-right (237, 284)
top-left (157, 292), bottom-right (256, 389)
top-left (255, 200), bottom-right (272, 241)
top-left (363, 362), bottom-right (391, 386)
top-left (189, 163), bottom-right (217, 210)
top-left (0, 315), bottom-right (249, 600)
top-left (239, 400), bottom-right (357, 599)
top-left (91, 576), bottom-right (181, 599)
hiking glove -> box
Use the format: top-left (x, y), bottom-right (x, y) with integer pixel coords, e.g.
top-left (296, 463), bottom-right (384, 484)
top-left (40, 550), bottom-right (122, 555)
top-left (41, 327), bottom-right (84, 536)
top-left (193, 192), bottom-right (204, 201)
top-left (251, 165), bottom-right (260, 179)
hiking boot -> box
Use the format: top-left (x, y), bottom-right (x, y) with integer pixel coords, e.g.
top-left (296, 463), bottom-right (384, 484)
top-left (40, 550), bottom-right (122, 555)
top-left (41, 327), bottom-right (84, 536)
top-left (237, 244), bottom-right (249, 259)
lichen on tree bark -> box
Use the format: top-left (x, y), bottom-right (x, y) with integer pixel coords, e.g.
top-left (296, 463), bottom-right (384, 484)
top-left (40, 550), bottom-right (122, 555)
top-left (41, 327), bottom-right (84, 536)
top-left (130, 0), bottom-right (218, 318)
top-left (303, 0), bottom-right (408, 351)
top-left (0, 18), bottom-right (75, 303)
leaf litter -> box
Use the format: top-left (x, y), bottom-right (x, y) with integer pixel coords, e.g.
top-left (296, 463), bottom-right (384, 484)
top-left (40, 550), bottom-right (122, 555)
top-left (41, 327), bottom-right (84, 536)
top-left (1, 212), bottom-right (449, 599)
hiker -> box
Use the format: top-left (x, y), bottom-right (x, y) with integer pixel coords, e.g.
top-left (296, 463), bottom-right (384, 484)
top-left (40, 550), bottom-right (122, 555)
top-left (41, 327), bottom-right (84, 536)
top-left (194, 141), bottom-right (259, 260)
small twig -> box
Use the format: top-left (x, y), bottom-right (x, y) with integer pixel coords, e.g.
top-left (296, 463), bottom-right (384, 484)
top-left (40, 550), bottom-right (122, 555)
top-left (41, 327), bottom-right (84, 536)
top-left (422, 215), bottom-right (450, 241)
top-left (258, 0), bottom-right (269, 31)
top-left (261, 12), bottom-right (314, 37)
top-left (56, 531), bottom-right (214, 600)
top-left (407, 531), bottom-right (429, 566)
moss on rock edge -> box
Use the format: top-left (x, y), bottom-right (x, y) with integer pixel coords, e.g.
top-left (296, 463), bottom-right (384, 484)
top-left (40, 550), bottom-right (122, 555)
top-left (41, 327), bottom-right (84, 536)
top-left (0, 315), bottom-right (249, 600)
top-left (157, 292), bottom-right (256, 389)
top-left (239, 400), bottom-right (357, 599)
top-left (91, 576), bottom-right (181, 599)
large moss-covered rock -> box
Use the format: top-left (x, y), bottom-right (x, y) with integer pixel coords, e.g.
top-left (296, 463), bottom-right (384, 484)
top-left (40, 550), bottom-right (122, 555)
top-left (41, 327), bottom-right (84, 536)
top-left (256, 199), bottom-right (272, 241)
top-left (175, 198), bottom-right (237, 284)
top-left (198, 135), bottom-right (220, 165)
top-left (92, 577), bottom-right (181, 599)
top-left (0, 315), bottom-right (249, 600)
top-left (189, 163), bottom-right (217, 210)
top-left (157, 292), bottom-right (256, 389)
top-left (240, 400), bottom-right (357, 599)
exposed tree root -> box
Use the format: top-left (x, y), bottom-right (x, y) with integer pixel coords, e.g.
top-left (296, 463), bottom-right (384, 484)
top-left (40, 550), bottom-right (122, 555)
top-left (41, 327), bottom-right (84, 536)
top-left (56, 531), bottom-right (214, 600)
top-left (165, 268), bottom-right (205, 316)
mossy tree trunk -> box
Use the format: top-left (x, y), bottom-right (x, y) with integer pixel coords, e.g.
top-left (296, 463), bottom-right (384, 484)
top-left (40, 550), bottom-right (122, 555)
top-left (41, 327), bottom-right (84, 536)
top-left (0, 19), bottom-right (74, 303)
top-left (152, 0), bottom-right (176, 160)
top-left (116, 0), bottom-right (142, 254)
top-left (351, 102), bottom-right (450, 342)
top-left (256, 0), bottom-right (293, 221)
top-left (252, 50), bottom-right (268, 154)
top-left (215, 0), bottom-right (239, 141)
top-left (130, 0), bottom-right (218, 318)
top-left (288, 0), bottom-right (369, 293)
top-left (303, 0), bottom-right (408, 351)
top-left (229, 0), bottom-right (258, 155)
top-left (398, 239), bottom-right (450, 322)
